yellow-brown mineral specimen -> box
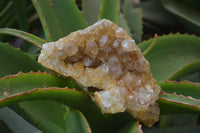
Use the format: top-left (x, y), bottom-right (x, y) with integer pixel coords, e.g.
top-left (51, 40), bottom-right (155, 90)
top-left (38, 19), bottom-right (161, 126)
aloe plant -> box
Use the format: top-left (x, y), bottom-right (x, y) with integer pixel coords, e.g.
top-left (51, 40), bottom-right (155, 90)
top-left (0, 0), bottom-right (200, 132)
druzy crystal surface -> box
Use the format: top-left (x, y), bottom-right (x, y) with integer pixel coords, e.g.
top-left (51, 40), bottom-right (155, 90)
top-left (38, 19), bottom-right (161, 126)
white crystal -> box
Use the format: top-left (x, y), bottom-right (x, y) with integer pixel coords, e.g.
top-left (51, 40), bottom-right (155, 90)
top-left (139, 87), bottom-right (146, 93)
top-left (100, 63), bottom-right (109, 74)
top-left (57, 51), bottom-right (63, 56)
top-left (120, 72), bottom-right (134, 86)
top-left (83, 56), bottom-right (93, 67)
top-left (42, 42), bottom-right (55, 56)
top-left (112, 39), bottom-right (121, 48)
top-left (63, 41), bottom-right (78, 56)
top-left (55, 38), bottom-right (64, 50)
top-left (99, 35), bottom-right (108, 47)
top-left (145, 84), bottom-right (154, 93)
top-left (107, 56), bottom-right (122, 78)
top-left (124, 53), bottom-right (137, 71)
top-left (100, 91), bottom-right (112, 108)
top-left (86, 40), bottom-right (98, 55)
top-left (121, 40), bottom-right (137, 52)
top-left (95, 88), bottom-right (126, 113)
top-left (38, 53), bottom-right (45, 61)
top-left (115, 27), bottom-right (127, 38)
top-left (140, 98), bottom-right (145, 104)
top-left (116, 27), bottom-right (124, 34)
top-left (119, 87), bottom-right (128, 97)
top-left (103, 19), bottom-right (113, 27)
top-left (107, 56), bottom-right (121, 71)
top-left (97, 47), bottom-right (112, 61)
top-left (128, 95), bottom-right (134, 99)
top-left (94, 20), bottom-right (105, 29)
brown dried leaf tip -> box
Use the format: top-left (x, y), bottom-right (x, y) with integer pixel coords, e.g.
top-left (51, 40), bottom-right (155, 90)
top-left (38, 19), bottom-right (161, 127)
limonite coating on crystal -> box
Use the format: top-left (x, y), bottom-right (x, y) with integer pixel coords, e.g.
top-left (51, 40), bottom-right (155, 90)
top-left (38, 19), bottom-right (161, 127)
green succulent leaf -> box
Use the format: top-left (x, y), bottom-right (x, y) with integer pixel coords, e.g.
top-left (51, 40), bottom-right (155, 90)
top-left (117, 121), bottom-right (141, 133)
top-left (0, 42), bottom-right (46, 78)
top-left (0, 107), bottom-right (42, 133)
top-left (0, 72), bottom-right (100, 127)
top-left (140, 0), bottom-right (176, 27)
top-left (0, 119), bottom-right (13, 133)
top-left (0, 41), bottom-right (71, 133)
top-left (138, 39), bottom-right (153, 53)
top-left (92, 113), bottom-right (132, 133)
top-left (0, 72), bottom-right (82, 107)
top-left (98, 0), bottom-right (120, 24)
top-left (158, 91), bottom-right (200, 114)
top-left (139, 34), bottom-right (200, 81)
top-left (0, 1), bottom-right (12, 19)
top-left (64, 109), bottom-right (91, 133)
top-left (119, 13), bottom-right (132, 37)
top-left (159, 81), bottom-right (200, 99)
top-left (0, 28), bottom-right (46, 48)
top-left (160, 114), bottom-right (198, 128)
top-left (0, 72), bottom-right (131, 133)
top-left (82, 0), bottom-right (101, 25)
top-left (123, 0), bottom-right (143, 43)
top-left (0, 72), bottom-right (96, 132)
top-left (15, 88), bottom-right (88, 113)
top-left (0, 1), bottom-right (16, 28)
top-left (179, 72), bottom-right (200, 82)
top-left (162, 0), bottom-right (200, 34)
top-left (145, 125), bottom-right (200, 133)
top-left (0, 75), bottom-right (132, 133)
top-left (0, 0), bottom-right (9, 11)
top-left (159, 79), bottom-right (200, 133)
top-left (18, 100), bottom-right (67, 133)
top-left (12, 0), bottom-right (29, 31)
top-left (32, 0), bottom-right (88, 41)
top-left (169, 60), bottom-right (200, 81)
top-left (0, 72), bottom-right (200, 131)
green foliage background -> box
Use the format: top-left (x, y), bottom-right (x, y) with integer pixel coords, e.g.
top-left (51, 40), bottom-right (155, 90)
top-left (0, 0), bottom-right (200, 132)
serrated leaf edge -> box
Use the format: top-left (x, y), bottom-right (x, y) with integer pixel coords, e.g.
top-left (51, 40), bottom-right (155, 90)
top-left (168, 60), bottom-right (200, 80)
top-left (64, 109), bottom-right (92, 133)
top-left (158, 80), bottom-right (200, 87)
top-left (143, 33), bottom-right (158, 56)
top-left (139, 32), bottom-right (200, 45)
top-left (0, 71), bottom-right (51, 80)
top-left (159, 91), bottom-right (200, 109)
top-left (0, 87), bottom-right (86, 108)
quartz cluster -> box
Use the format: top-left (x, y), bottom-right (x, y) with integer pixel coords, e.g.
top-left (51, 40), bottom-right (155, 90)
top-left (38, 19), bottom-right (161, 126)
